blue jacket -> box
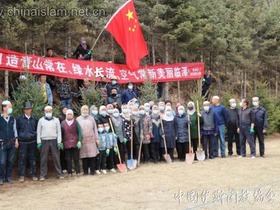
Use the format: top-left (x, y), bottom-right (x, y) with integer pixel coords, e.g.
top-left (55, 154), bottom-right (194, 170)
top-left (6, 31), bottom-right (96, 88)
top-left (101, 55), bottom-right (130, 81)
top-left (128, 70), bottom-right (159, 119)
top-left (16, 115), bottom-right (38, 143)
top-left (252, 106), bottom-right (268, 129)
top-left (98, 132), bottom-right (107, 151)
top-left (211, 104), bottom-right (227, 125)
top-left (122, 89), bottom-right (139, 104)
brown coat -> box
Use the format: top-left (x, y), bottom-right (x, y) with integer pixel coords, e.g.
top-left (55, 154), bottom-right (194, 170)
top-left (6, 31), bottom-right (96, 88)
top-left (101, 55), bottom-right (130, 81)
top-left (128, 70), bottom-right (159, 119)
top-left (76, 115), bottom-right (99, 158)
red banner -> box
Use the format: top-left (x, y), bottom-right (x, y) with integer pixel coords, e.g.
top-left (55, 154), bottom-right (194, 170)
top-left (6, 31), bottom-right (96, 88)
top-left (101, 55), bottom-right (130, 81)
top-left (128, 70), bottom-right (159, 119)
top-left (0, 48), bottom-right (204, 83)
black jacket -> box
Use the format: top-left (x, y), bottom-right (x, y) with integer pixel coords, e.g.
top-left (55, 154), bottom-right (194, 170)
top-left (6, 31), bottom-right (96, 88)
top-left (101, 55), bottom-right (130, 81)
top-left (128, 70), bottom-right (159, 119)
top-left (16, 115), bottom-right (38, 143)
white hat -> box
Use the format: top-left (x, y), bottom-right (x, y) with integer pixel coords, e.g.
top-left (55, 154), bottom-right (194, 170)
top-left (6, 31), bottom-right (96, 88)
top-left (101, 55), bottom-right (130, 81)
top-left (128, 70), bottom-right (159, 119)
top-left (2, 100), bottom-right (11, 106)
top-left (44, 105), bottom-right (53, 111)
top-left (66, 109), bottom-right (73, 115)
top-left (19, 75), bottom-right (27, 81)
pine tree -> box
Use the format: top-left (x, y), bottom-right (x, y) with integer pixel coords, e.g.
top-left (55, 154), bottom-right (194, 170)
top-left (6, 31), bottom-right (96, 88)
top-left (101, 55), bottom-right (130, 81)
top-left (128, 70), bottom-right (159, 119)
top-left (139, 75), bottom-right (159, 104)
top-left (80, 81), bottom-right (103, 109)
top-left (11, 73), bottom-right (46, 118)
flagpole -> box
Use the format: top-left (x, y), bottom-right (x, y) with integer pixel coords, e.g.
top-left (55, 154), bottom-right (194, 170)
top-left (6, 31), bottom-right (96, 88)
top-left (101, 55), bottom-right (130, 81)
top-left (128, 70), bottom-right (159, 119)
top-left (89, 0), bottom-right (132, 52)
top-left (89, 27), bottom-right (106, 51)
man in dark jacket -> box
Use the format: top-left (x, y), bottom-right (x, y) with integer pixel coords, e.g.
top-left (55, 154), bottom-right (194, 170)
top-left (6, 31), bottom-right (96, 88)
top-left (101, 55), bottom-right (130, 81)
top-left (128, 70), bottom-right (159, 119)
top-left (72, 37), bottom-right (91, 60)
top-left (252, 97), bottom-right (268, 157)
top-left (227, 99), bottom-right (240, 156)
top-left (0, 100), bottom-right (18, 185)
top-left (202, 70), bottom-right (212, 97)
top-left (122, 82), bottom-right (139, 104)
top-left (106, 75), bottom-right (122, 97)
top-left (238, 99), bottom-right (256, 158)
top-left (16, 102), bottom-right (38, 182)
top-left (107, 88), bottom-right (122, 110)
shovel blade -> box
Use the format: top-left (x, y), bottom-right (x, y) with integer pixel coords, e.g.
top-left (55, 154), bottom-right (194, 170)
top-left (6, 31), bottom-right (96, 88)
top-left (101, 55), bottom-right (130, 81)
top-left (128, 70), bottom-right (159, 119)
top-left (185, 153), bottom-right (195, 164)
top-left (164, 154), bottom-right (172, 164)
top-left (196, 150), bottom-right (205, 161)
top-left (117, 163), bottom-right (127, 173)
top-left (127, 159), bottom-right (137, 170)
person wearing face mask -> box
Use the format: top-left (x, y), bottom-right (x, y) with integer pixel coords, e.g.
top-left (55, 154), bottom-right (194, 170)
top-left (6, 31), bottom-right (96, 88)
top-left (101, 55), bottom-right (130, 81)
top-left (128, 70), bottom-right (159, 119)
top-left (131, 105), bottom-right (141, 159)
top-left (122, 81), bottom-right (139, 104)
top-left (187, 102), bottom-right (199, 161)
top-left (98, 106), bottom-right (111, 129)
top-left (158, 101), bottom-right (166, 115)
top-left (144, 103), bottom-right (151, 115)
top-left (0, 100), bottom-right (18, 185)
top-left (121, 105), bottom-right (132, 158)
top-left (111, 109), bottom-right (127, 164)
top-left (76, 105), bottom-right (99, 175)
top-left (97, 123), bottom-right (107, 174)
top-left (161, 106), bottom-right (177, 160)
top-left (106, 76), bottom-right (122, 97)
top-left (107, 88), bottom-right (122, 109)
top-left (139, 106), bottom-right (153, 163)
top-left (150, 105), bottom-right (162, 163)
top-left (200, 101), bottom-right (218, 159)
top-left (211, 96), bottom-right (227, 158)
top-left (106, 104), bottom-right (115, 118)
top-left (226, 99), bottom-right (240, 156)
top-left (37, 106), bottom-right (64, 181)
top-left (104, 123), bottom-right (118, 173)
top-left (61, 109), bottom-right (82, 177)
top-left (72, 37), bottom-right (91, 60)
top-left (90, 105), bottom-right (99, 124)
top-left (251, 97), bottom-right (268, 157)
top-left (238, 99), bottom-right (256, 158)
top-left (175, 106), bottom-right (190, 161)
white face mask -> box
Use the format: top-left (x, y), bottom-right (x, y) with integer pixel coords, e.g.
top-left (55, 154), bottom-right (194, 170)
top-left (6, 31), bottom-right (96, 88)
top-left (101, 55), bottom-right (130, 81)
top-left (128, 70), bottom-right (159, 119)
top-left (45, 113), bottom-right (52, 118)
top-left (152, 110), bottom-right (159, 115)
top-left (252, 102), bottom-right (259, 107)
top-left (128, 85), bottom-right (133, 90)
top-left (231, 103), bottom-right (237, 108)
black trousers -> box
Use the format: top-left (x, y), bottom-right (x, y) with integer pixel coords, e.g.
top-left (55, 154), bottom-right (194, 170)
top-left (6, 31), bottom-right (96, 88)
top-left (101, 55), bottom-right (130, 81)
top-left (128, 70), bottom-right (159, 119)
top-left (203, 135), bottom-right (214, 159)
top-left (133, 144), bottom-right (139, 160)
top-left (150, 142), bottom-right (160, 162)
top-left (176, 142), bottom-right (188, 161)
top-left (126, 141), bottom-right (131, 159)
top-left (106, 148), bottom-right (115, 170)
top-left (142, 144), bottom-right (150, 162)
top-left (82, 157), bottom-right (96, 175)
top-left (118, 141), bottom-right (126, 164)
top-left (192, 138), bottom-right (198, 160)
top-left (98, 150), bottom-right (106, 170)
top-left (64, 148), bottom-right (80, 174)
top-left (254, 126), bottom-right (265, 156)
top-left (60, 149), bottom-right (67, 171)
top-left (227, 125), bottom-right (240, 155)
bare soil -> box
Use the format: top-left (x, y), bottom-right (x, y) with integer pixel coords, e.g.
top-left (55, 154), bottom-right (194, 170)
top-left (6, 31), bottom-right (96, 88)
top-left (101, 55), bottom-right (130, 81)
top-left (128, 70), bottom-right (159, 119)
top-left (0, 138), bottom-right (279, 210)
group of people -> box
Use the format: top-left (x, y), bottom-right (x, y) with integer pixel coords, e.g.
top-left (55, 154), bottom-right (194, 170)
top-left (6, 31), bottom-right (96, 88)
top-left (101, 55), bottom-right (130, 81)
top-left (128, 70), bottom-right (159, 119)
top-left (0, 93), bottom-right (268, 184)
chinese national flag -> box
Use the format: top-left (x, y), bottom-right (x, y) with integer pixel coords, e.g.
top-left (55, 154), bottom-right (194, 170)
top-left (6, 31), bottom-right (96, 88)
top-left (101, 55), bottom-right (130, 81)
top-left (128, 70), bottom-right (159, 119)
top-left (105, 0), bottom-right (148, 70)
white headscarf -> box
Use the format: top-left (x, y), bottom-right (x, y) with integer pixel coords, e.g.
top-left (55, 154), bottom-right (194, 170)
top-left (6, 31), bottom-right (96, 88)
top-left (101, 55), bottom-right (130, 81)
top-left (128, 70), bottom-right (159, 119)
top-left (162, 106), bottom-right (174, 121)
top-left (66, 109), bottom-right (74, 126)
top-left (187, 102), bottom-right (196, 115)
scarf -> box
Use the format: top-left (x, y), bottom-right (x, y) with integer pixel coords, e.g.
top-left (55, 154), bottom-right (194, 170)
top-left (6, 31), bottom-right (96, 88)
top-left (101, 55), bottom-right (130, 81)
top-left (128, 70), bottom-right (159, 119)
top-left (187, 102), bottom-right (196, 115)
top-left (66, 119), bottom-right (74, 126)
top-left (162, 107), bottom-right (174, 121)
top-left (151, 114), bottom-right (161, 127)
top-left (112, 116), bottom-right (122, 127)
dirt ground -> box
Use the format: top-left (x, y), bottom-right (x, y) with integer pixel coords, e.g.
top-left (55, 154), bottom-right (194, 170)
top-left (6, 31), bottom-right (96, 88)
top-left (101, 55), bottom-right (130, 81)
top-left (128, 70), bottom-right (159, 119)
top-left (0, 136), bottom-right (280, 210)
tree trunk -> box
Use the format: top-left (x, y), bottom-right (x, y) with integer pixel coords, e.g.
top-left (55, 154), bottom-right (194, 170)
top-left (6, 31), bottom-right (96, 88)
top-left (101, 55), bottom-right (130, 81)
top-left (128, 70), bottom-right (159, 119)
top-left (164, 40), bottom-right (169, 100)
top-left (152, 35), bottom-right (155, 65)
top-left (276, 67), bottom-right (278, 98)
top-left (244, 70), bottom-right (247, 98)
top-left (110, 36), bottom-right (114, 62)
top-left (4, 44), bottom-right (8, 98)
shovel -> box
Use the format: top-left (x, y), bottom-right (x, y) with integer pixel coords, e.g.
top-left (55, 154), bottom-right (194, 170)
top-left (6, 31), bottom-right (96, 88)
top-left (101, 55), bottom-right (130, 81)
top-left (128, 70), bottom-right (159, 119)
top-left (196, 100), bottom-right (205, 161)
top-left (109, 119), bottom-right (127, 173)
top-left (186, 113), bottom-right (195, 164)
top-left (137, 131), bottom-right (144, 167)
top-left (160, 116), bottom-right (172, 164)
top-left (127, 120), bottom-right (137, 170)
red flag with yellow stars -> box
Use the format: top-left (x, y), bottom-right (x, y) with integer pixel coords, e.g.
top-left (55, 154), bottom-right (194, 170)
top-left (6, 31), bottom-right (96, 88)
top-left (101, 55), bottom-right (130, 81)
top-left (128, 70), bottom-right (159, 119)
top-left (105, 0), bottom-right (148, 70)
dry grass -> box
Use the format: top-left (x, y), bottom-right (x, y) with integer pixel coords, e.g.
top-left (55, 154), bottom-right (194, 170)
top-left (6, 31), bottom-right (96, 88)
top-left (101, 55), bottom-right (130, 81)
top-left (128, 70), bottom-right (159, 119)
top-left (0, 138), bottom-right (279, 210)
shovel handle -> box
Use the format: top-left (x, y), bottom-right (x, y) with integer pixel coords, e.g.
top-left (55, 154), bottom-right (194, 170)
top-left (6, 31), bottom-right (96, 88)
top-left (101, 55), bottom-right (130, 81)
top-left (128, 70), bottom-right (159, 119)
top-left (160, 115), bottom-right (168, 154)
top-left (196, 100), bottom-right (202, 148)
top-left (109, 118), bottom-right (122, 164)
top-left (187, 113), bottom-right (192, 153)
